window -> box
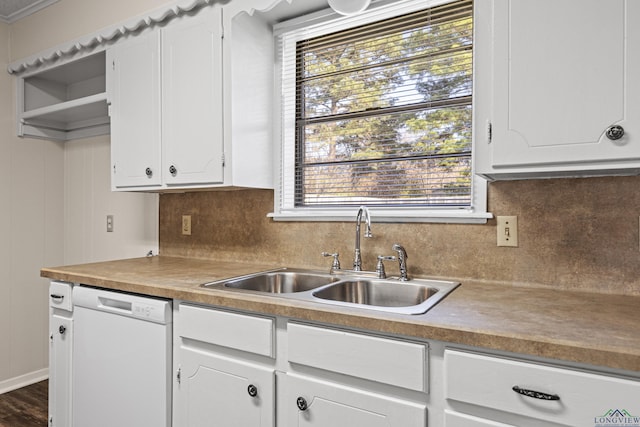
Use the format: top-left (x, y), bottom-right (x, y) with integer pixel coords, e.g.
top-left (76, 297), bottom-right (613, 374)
top-left (273, 0), bottom-right (489, 223)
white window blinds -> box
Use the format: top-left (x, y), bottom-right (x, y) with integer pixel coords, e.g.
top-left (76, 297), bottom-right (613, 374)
top-left (287, 0), bottom-right (474, 209)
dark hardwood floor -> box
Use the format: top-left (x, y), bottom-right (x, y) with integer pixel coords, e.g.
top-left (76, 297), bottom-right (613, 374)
top-left (0, 380), bottom-right (48, 427)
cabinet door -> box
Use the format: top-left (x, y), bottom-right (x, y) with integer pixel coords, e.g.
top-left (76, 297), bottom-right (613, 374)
top-left (280, 373), bottom-right (426, 427)
top-left (162, 6), bottom-right (224, 186)
top-left (49, 314), bottom-right (72, 427)
top-left (175, 346), bottom-right (274, 427)
top-left (477, 0), bottom-right (640, 173)
top-left (107, 30), bottom-right (162, 188)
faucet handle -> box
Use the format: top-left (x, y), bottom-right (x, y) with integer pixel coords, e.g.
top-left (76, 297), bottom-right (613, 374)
top-left (321, 252), bottom-right (341, 272)
top-left (376, 255), bottom-right (396, 279)
top-left (391, 244), bottom-right (409, 281)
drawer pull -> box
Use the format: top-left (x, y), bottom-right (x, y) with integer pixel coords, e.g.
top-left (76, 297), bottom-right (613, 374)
top-left (50, 294), bottom-right (64, 301)
top-left (512, 386), bottom-right (560, 401)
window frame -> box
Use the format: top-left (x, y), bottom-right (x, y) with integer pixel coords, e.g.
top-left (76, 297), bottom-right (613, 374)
top-left (270, 0), bottom-right (491, 224)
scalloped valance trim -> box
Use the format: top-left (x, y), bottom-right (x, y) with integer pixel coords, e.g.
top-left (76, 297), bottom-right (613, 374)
top-left (7, 0), bottom-right (222, 75)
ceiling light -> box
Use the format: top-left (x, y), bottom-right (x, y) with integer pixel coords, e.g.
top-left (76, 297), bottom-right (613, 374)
top-left (328, 0), bottom-right (371, 16)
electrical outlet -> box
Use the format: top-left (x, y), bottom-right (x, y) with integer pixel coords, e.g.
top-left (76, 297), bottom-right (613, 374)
top-left (497, 216), bottom-right (518, 247)
top-left (107, 215), bottom-right (114, 232)
top-left (182, 215), bottom-right (191, 235)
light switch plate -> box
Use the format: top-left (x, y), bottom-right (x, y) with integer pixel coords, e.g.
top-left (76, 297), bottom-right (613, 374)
top-left (182, 215), bottom-right (192, 235)
top-left (497, 216), bottom-right (518, 247)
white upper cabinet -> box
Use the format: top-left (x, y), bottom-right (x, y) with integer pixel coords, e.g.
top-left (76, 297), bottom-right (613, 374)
top-left (108, 6), bottom-right (224, 191)
top-left (107, 3), bottom-right (274, 191)
top-left (107, 30), bottom-right (162, 188)
top-left (474, 0), bottom-right (640, 180)
top-left (161, 8), bottom-right (224, 187)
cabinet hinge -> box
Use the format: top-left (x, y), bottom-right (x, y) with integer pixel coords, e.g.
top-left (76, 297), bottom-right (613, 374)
top-left (222, 153), bottom-right (226, 168)
top-left (176, 367), bottom-right (181, 384)
top-left (113, 164), bottom-right (117, 175)
top-left (220, 10), bottom-right (224, 39)
top-left (112, 60), bottom-right (115, 71)
top-left (487, 120), bottom-right (493, 144)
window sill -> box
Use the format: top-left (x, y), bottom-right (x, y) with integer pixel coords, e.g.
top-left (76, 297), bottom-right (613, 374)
top-left (268, 208), bottom-right (493, 224)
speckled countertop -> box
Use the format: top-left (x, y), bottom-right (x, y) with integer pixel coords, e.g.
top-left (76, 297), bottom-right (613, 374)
top-left (41, 256), bottom-right (640, 373)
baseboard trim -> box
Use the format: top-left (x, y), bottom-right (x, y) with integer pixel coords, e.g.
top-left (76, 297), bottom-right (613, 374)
top-left (0, 368), bottom-right (49, 394)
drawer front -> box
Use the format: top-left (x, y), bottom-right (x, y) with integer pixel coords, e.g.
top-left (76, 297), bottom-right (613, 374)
top-left (50, 281), bottom-right (73, 311)
top-left (177, 303), bottom-right (274, 357)
top-left (444, 409), bottom-right (515, 427)
top-left (444, 410), bottom-right (515, 427)
top-left (445, 349), bottom-right (640, 426)
top-left (288, 322), bottom-right (428, 392)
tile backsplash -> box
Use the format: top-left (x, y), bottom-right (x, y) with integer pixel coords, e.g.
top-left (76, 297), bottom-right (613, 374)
top-left (159, 176), bottom-right (640, 295)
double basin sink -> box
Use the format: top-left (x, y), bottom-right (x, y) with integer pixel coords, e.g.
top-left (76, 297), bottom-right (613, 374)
top-left (202, 268), bottom-right (460, 315)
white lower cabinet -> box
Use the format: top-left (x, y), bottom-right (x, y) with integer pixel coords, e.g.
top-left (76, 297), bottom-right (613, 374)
top-left (444, 348), bottom-right (640, 427)
top-left (176, 348), bottom-right (275, 427)
top-left (173, 303), bottom-right (429, 427)
top-left (280, 372), bottom-right (427, 427)
top-left (282, 321), bottom-right (428, 427)
top-left (173, 303), bottom-right (276, 427)
top-left (173, 303), bottom-right (640, 427)
top-left (48, 281), bottom-right (74, 427)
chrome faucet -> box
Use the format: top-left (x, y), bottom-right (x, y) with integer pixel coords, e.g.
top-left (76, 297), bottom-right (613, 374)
top-left (392, 243), bottom-right (409, 281)
top-left (353, 206), bottom-right (372, 271)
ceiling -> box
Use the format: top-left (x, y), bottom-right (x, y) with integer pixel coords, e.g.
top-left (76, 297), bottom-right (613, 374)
top-left (0, 0), bottom-right (59, 23)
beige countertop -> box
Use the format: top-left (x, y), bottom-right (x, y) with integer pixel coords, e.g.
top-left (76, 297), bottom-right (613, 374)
top-left (41, 255), bottom-right (640, 373)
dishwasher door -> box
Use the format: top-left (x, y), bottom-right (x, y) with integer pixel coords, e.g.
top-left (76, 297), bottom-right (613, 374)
top-left (72, 286), bottom-right (172, 427)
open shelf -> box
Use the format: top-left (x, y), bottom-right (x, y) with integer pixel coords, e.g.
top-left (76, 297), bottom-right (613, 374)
top-left (18, 51), bottom-right (109, 141)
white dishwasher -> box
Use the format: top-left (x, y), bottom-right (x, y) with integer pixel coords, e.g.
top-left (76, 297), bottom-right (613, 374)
top-left (72, 285), bottom-right (172, 427)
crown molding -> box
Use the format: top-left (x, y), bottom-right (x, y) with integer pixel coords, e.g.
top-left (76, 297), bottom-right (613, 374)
top-left (7, 0), bottom-right (220, 75)
top-left (0, 0), bottom-right (60, 24)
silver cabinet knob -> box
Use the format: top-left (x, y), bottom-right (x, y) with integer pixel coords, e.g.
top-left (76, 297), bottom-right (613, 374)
top-left (606, 125), bottom-right (625, 141)
top-left (296, 397), bottom-right (308, 411)
top-left (247, 384), bottom-right (258, 397)
top-left (169, 165), bottom-right (177, 176)
top-left (145, 167), bottom-right (153, 177)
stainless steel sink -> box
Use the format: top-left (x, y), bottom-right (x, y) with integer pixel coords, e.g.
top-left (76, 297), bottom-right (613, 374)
top-left (202, 268), bottom-right (459, 315)
top-left (313, 279), bottom-right (436, 306)
top-left (202, 268), bottom-right (339, 293)
top-left (311, 277), bottom-right (459, 315)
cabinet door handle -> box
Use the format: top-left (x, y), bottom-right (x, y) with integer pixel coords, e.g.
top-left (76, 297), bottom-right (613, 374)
top-left (605, 125), bottom-right (625, 141)
top-left (169, 165), bottom-right (177, 176)
top-left (58, 325), bottom-right (66, 335)
top-left (296, 397), bottom-right (308, 411)
top-left (50, 294), bottom-right (64, 301)
top-left (247, 384), bottom-right (258, 397)
top-left (512, 385), bottom-right (560, 401)
top-left (145, 167), bottom-right (153, 177)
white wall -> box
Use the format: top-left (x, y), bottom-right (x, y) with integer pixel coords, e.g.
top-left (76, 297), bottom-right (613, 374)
top-left (64, 137), bottom-right (158, 264)
top-left (0, 0), bottom-right (165, 389)
top-left (0, 22), bottom-right (65, 391)
top-left (9, 0), bottom-right (173, 60)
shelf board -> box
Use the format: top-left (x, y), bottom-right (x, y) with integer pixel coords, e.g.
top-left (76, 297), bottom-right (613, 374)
top-left (21, 92), bottom-right (108, 125)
